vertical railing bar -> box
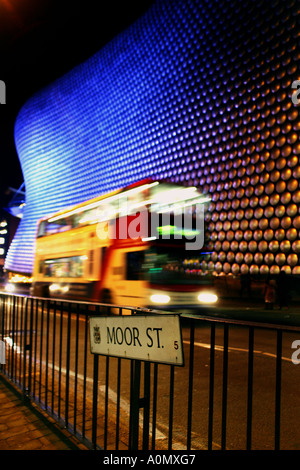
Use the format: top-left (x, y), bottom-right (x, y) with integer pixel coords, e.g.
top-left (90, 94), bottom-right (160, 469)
top-left (143, 362), bottom-right (148, 450)
top-left (2, 294), bottom-right (5, 374)
top-left (4, 295), bottom-right (9, 376)
top-left (11, 295), bottom-right (16, 381)
top-left (51, 300), bottom-right (57, 414)
top-left (92, 353), bottom-right (99, 450)
top-left (28, 297), bottom-right (34, 397)
top-left (18, 296), bottom-right (22, 381)
top-left (31, 298), bottom-right (35, 395)
top-left (18, 297), bottom-right (24, 385)
top-left (275, 329), bottom-right (282, 451)
top-left (22, 297), bottom-right (28, 395)
top-left (130, 360), bottom-right (141, 451)
top-left (129, 359), bottom-right (134, 449)
top-left (15, 296), bottom-right (18, 380)
top-left (6, 297), bottom-right (10, 377)
top-left (0, 295), bottom-right (5, 360)
top-left (9, 295), bottom-right (12, 379)
top-left (115, 306), bottom-right (122, 450)
top-left (65, 302), bottom-right (72, 428)
top-left (221, 324), bottom-right (229, 451)
top-left (5, 296), bottom-right (9, 377)
top-left (16, 297), bottom-right (21, 384)
top-left (208, 322), bottom-right (215, 450)
top-left (82, 310), bottom-right (88, 438)
top-left (143, 361), bottom-right (151, 451)
top-left (104, 356), bottom-right (110, 450)
top-left (14, 296), bottom-right (18, 380)
top-left (115, 357), bottom-right (121, 450)
top-left (74, 303), bottom-right (79, 433)
top-left (39, 299), bottom-right (44, 403)
top-left (152, 362), bottom-right (158, 450)
top-left (1, 295), bottom-right (6, 375)
top-left (0, 295), bottom-right (3, 374)
top-left (8, 295), bottom-right (13, 379)
top-left (33, 298), bottom-right (39, 397)
top-left (2, 295), bottom-right (5, 374)
top-left (58, 301), bottom-right (63, 419)
top-left (0, 294), bottom-right (3, 341)
top-left (2, 295), bottom-right (7, 376)
top-left (7, 295), bottom-right (11, 379)
top-left (246, 326), bottom-right (254, 450)
top-left (168, 365), bottom-right (175, 451)
top-left (45, 299), bottom-right (50, 410)
top-left (187, 321), bottom-right (195, 450)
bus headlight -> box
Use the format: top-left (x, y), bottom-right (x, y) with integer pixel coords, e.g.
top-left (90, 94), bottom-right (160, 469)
top-left (150, 294), bottom-right (171, 304)
top-left (198, 292), bottom-right (218, 304)
top-left (5, 283), bottom-right (15, 293)
top-left (49, 283), bottom-right (59, 293)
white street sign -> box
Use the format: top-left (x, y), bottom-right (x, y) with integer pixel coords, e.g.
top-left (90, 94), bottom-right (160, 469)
top-left (89, 314), bottom-right (184, 366)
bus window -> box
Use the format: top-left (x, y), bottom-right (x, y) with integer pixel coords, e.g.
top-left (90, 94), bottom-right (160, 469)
top-left (126, 251), bottom-right (145, 280)
top-left (144, 245), bottom-right (213, 284)
top-left (37, 221), bottom-right (46, 237)
top-left (43, 256), bottom-right (85, 278)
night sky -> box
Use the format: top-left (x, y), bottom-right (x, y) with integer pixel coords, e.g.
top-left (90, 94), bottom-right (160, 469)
top-left (0, 0), bottom-right (155, 205)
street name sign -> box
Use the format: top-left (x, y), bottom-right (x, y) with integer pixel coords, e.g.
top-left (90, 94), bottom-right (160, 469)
top-left (89, 314), bottom-right (184, 366)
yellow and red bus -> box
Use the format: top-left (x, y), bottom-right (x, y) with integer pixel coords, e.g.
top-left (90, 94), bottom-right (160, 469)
top-left (31, 180), bottom-right (218, 311)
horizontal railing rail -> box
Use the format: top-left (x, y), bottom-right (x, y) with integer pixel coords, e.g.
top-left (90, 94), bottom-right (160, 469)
top-left (1, 292), bottom-right (300, 450)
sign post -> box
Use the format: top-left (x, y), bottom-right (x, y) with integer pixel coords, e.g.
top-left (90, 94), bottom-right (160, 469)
top-left (89, 314), bottom-right (184, 450)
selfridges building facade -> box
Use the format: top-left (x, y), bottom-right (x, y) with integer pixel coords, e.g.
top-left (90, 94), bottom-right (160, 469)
top-left (5, 0), bottom-right (300, 280)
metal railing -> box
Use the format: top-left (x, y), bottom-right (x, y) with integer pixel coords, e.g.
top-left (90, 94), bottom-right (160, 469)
top-left (1, 292), bottom-right (300, 450)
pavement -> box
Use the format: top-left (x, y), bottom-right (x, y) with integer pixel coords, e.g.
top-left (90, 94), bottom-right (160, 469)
top-left (0, 374), bottom-right (88, 451)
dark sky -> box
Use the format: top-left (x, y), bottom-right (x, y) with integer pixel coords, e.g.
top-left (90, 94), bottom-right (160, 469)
top-left (0, 0), bottom-right (155, 204)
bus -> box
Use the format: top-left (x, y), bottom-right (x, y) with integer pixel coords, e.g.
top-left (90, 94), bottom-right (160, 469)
top-left (31, 180), bottom-right (218, 311)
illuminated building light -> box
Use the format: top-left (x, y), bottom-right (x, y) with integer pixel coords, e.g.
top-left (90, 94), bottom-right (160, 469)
top-left (5, 283), bottom-right (15, 293)
top-left (4, 0), bottom-right (300, 276)
top-left (8, 273), bottom-right (33, 284)
top-left (49, 284), bottom-right (60, 293)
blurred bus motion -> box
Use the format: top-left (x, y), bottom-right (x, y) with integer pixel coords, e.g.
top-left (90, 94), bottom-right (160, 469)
top-left (30, 180), bottom-right (218, 311)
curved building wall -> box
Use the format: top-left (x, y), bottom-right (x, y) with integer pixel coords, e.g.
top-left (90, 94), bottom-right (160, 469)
top-left (5, 0), bottom-right (300, 277)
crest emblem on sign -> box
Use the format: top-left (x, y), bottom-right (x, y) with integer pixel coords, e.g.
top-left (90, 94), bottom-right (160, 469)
top-left (93, 326), bottom-right (101, 344)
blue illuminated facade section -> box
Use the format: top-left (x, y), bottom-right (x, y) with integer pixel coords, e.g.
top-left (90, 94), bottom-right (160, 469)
top-left (5, 0), bottom-right (300, 276)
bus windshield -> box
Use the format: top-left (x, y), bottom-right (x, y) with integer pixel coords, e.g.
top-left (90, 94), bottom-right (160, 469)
top-left (143, 244), bottom-right (212, 285)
